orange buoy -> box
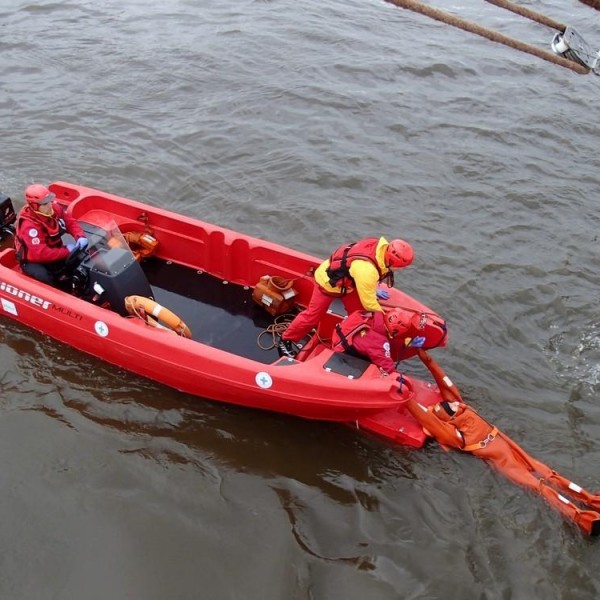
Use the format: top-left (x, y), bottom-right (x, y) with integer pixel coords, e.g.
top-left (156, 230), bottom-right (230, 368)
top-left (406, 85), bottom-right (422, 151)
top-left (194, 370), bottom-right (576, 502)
top-left (124, 295), bottom-right (192, 338)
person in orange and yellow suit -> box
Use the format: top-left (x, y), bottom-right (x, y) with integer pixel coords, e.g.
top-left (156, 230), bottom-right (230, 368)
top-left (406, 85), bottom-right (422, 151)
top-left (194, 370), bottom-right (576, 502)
top-left (407, 349), bottom-right (600, 536)
top-left (277, 237), bottom-right (414, 358)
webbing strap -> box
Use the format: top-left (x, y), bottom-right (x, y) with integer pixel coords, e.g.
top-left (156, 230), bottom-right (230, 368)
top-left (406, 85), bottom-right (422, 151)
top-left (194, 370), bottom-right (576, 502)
top-left (463, 426), bottom-right (499, 452)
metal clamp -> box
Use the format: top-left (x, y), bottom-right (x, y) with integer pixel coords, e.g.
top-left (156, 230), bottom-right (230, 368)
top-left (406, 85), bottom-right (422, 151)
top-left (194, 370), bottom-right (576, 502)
top-left (552, 27), bottom-right (600, 74)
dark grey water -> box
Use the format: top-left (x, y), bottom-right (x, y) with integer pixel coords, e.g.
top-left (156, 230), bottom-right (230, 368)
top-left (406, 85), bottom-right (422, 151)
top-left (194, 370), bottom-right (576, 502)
top-left (1, 0), bottom-right (600, 598)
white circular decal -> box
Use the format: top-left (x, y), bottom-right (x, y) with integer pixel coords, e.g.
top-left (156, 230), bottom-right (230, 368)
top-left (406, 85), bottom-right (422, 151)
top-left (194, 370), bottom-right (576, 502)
top-left (255, 371), bottom-right (273, 389)
top-left (28, 228), bottom-right (38, 237)
top-left (94, 321), bottom-right (109, 337)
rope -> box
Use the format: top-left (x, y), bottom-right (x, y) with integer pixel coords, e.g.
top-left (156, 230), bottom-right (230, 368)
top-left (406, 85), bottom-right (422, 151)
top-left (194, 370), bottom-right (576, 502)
top-left (383, 0), bottom-right (590, 75)
top-left (579, 0), bottom-right (600, 10)
top-left (483, 0), bottom-right (565, 31)
top-left (257, 314), bottom-right (296, 350)
top-left (257, 314), bottom-right (331, 354)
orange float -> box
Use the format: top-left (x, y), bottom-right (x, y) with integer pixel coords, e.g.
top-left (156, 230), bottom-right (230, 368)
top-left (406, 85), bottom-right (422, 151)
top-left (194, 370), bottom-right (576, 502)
top-left (124, 295), bottom-right (192, 338)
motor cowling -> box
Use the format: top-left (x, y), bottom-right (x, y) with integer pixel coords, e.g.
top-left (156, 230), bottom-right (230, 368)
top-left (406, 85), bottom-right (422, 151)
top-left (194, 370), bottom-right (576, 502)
top-left (0, 193), bottom-right (16, 241)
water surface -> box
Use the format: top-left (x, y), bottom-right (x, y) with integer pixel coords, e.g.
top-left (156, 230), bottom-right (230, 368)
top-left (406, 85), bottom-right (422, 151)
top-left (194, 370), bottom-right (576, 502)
top-left (1, 1), bottom-right (599, 598)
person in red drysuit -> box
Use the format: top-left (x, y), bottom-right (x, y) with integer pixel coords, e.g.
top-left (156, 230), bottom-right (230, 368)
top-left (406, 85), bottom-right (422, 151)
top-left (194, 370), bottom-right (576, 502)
top-left (408, 350), bottom-right (600, 536)
top-left (14, 183), bottom-right (87, 286)
top-left (277, 237), bottom-right (414, 358)
top-left (331, 308), bottom-right (427, 374)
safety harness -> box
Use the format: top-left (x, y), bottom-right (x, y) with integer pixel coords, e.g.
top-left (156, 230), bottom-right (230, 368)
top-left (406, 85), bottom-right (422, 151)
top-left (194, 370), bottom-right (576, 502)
top-left (463, 426), bottom-right (500, 452)
top-left (15, 206), bottom-right (67, 265)
top-left (326, 239), bottom-right (392, 295)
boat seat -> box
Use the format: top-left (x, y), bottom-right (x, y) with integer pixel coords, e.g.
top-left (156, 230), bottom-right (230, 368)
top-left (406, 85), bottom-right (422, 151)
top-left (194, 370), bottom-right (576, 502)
top-left (323, 352), bottom-right (371, 379)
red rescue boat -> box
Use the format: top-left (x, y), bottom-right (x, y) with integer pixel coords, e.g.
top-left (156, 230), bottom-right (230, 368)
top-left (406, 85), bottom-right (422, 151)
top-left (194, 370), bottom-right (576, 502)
top-left (0, 182), bottom-right (447, 447)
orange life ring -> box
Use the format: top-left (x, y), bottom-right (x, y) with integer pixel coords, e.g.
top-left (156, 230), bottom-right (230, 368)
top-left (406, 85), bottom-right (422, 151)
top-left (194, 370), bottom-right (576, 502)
top-left (123, 231), bottom-right (159, 261)
top-left (124, 295), bottom-right (192, 338)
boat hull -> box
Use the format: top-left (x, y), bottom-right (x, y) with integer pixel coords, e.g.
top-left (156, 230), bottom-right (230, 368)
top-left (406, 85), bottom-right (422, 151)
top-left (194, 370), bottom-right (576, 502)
top-left (0, 182), bottom-right (445, 444)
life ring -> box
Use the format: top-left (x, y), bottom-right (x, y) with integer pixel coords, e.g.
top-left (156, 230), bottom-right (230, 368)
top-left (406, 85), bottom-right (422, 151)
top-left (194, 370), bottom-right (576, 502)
top-left (124, 295), bottom-right (192, 338)
top-left (123, 231), bottom-right (159, 261)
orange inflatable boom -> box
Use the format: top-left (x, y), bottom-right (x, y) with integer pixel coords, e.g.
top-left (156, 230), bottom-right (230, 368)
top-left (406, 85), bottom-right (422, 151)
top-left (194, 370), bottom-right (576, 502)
top-left (408, 350), bottom-right (600, 536)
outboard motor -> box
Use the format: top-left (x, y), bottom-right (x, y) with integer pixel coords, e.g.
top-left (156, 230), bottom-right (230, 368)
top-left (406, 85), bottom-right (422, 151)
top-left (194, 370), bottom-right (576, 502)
top-left (0, 194), bottom-right (16, 241)
top-left (80, 246), bottom-right (154, 316)
top-left (74, 222), bottom-right (154, 315)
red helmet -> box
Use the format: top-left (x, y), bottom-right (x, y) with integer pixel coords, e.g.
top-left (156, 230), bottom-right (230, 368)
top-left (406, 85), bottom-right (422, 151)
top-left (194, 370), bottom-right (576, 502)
top-left (25, 184), bottom-right (55, 208)
top-left (384, 308), bottom-right (420, 338)
top-left (385, 239), bottom-right (414, 269)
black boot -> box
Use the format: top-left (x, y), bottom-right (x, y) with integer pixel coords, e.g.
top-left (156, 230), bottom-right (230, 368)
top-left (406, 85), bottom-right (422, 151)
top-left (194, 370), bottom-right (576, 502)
top-left (277, 337), bottom-right (298, 359)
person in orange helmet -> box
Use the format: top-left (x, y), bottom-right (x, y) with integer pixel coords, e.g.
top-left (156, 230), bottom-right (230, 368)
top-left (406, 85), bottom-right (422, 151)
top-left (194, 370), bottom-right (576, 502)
top-left (277, 237), bottom-right (414, 358)
top-left (14, 184), bottom-right (88, 287)
top-left (408, 350), bottom-right (600, 536)
top-left (332, 307), bottom-right (428, 375)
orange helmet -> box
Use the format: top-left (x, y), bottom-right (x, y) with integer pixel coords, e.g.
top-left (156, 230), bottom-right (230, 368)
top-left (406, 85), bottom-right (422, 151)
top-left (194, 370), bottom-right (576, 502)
top-left (384, 308), bottom-right (420, 338)
top-left (25, 184), bottom-right (55, 209)
top-left (385, 239), bottom-right (414, 269)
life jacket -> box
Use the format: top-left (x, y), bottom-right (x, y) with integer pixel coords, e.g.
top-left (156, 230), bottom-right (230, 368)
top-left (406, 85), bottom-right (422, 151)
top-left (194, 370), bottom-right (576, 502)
top-left (325, 238), bottom-right (390, 294)
top-left (15, 204), bottom-right (68, 264)
top-left (443, 405), bottom-right (500, 452)
top-left (407, 400), bottom-right (492, 451)
top-left (332, 310), bottom-right (373, 354)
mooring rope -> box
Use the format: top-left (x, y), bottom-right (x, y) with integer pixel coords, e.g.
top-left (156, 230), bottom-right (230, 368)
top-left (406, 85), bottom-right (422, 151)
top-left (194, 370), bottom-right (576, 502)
top-left (579, 0), bottom-right (600, 10)
top-left (483, 0), bottom-right (565, 31)
top-left (383, 0), bottom-right (590, 74)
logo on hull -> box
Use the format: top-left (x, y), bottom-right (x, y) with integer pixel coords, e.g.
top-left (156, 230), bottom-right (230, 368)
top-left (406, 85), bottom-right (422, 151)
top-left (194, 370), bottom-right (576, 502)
top-left (0, 281), bottom-right (51, 310)
top-left (0, 280), bottom-right (86, 321)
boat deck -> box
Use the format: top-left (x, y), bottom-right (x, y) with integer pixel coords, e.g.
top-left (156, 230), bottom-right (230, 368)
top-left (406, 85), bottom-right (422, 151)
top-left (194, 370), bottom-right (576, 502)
top-left (142, 258), bottom-right (282, 365)
top-left (141, 259), bottom-right (372, 378)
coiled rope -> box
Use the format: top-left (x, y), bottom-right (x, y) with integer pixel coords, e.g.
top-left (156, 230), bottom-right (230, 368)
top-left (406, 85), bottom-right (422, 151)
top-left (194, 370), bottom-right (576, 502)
top-left (257, 314), bottom-right (296, 351)
top-left (383, 0), bottom-right (590, 74)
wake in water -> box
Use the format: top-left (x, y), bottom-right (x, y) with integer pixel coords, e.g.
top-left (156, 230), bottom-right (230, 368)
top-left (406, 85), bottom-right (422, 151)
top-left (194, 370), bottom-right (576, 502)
top-left (547, 321), bottom-right (600, 391)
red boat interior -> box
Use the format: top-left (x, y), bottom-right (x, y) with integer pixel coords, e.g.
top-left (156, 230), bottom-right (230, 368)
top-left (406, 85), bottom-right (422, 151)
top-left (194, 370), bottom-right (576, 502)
top-left (143, 257), bottom-right (375, 378)
top-left (143, 257), bottom-right (289, 364)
